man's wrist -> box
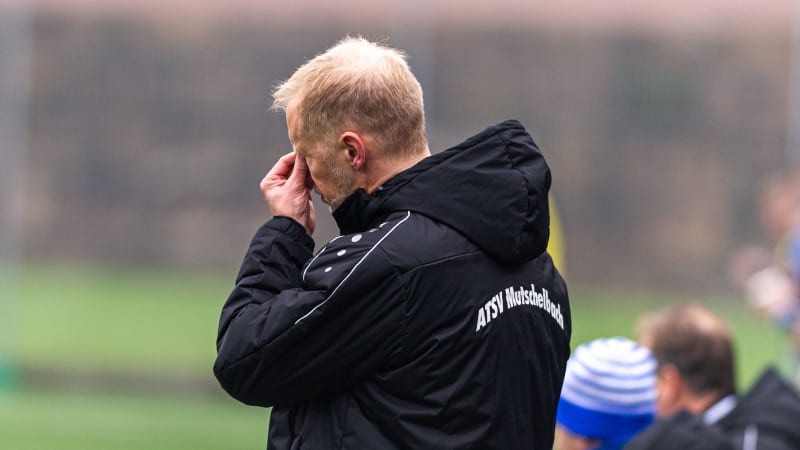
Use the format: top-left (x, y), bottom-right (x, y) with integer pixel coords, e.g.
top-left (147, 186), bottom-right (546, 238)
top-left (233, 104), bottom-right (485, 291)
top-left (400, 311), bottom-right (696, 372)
top-left (268, 206), bottom-right (311, 234)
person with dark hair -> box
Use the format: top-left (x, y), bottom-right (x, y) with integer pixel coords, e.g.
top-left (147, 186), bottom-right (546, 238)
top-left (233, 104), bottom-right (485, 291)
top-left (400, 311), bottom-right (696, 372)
top-left (627, 302), bottom-right (800, 450)
top-left (636, 303), bottom-right (736, 419)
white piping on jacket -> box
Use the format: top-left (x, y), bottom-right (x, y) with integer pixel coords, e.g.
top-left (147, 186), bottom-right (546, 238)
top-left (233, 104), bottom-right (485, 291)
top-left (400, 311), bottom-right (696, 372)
top-left (743, 425), bottom-right (758, 450)
top-left (294, 211), bottom-right (412, 325)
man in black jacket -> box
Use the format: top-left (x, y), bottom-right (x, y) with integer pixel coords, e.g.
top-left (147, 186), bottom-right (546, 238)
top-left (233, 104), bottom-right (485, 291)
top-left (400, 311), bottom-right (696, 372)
top-left (213, 36), bottom-right (571, 449)
top-left (627, 303), bottom-right (800, 450)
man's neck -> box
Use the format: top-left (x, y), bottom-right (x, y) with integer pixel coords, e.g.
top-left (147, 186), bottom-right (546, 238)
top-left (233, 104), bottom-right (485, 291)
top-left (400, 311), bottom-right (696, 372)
top-left (364, 149), bottom-right (430, 194)
top-left (682, 391), bottom-right (729, 417)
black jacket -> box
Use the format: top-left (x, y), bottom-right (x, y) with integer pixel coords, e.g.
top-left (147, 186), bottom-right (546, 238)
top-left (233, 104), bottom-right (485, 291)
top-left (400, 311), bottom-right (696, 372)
top-left (626, 368), bottom-right (800, 450)
top-left (213, 120), bottom-right (572, 449)
top-left (625, 411), bottom-right (734, 450)
top-left (716, 368), bottom-right (800, 450)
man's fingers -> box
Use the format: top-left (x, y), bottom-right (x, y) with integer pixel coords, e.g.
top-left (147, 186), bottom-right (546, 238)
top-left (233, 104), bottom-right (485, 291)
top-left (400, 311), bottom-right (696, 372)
top-left (288, 154), bottom-right (309, 183)
top-left (267, 152), bottom-right (297, 180)
top-left (288, 154), bottom-right (315, 191)
top-left (260, 152), bottom-right (296, 191)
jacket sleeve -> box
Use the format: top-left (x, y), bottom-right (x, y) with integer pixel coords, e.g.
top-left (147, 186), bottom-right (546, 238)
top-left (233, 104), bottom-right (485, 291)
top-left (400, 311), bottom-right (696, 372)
top-left (213, 217), bottom-right (406, 407)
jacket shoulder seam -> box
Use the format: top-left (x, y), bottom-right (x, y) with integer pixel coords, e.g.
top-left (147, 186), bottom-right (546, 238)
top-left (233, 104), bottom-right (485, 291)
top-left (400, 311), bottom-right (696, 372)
top-left (404, 250), bottom-right (482, 275)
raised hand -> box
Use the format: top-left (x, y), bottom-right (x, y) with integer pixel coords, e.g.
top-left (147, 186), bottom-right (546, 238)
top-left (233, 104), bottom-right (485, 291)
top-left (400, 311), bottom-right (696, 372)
top-left (260, 152), bottom-right (316, 235)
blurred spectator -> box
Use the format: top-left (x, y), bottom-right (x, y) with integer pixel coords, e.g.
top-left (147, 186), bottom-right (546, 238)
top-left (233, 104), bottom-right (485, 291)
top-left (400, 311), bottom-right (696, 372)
top-left (730, 168), bottom-right (800, 386)
top-left (756, 169), bottom-right (800, 326)
top-left (728, 245), bottom-right (796, 326)
top-left (555, 337), bottom-right (657, 450)
top-left (757, 168), bottom-right (800, 249)
top-left (628, 302), bottom-right (800, 449)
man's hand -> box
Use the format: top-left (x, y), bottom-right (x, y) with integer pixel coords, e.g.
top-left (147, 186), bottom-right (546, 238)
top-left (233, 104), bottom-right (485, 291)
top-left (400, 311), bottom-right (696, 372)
top-left (260, 152), bottom-right (316, 235)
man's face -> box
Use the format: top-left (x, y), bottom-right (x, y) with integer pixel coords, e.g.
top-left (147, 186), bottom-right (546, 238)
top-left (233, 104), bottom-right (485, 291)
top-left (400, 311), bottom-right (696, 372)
top-left (286, 105), bottom-right (355, 210)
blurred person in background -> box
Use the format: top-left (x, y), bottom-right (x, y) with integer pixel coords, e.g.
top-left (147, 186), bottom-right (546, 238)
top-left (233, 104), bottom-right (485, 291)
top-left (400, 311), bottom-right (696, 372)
top-left (758, 167), bottom-right (800, 277)
top-left (554, 337), bottom-right (657, 450)
top-left (213, 36), bottom-right (571, 449)
top-left (627, 303), bottom-right (800, 450)
top-left (758, 169), bottom-right (800, 381)
top-left (730, 168), bottom-right (800, 387)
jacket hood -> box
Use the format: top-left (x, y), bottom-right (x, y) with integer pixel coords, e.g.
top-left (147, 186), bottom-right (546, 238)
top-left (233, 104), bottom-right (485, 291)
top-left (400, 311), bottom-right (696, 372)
top-left (333, 120), bottom-right (551, 265)
top-left (718, 367), bottom-right (800, 446)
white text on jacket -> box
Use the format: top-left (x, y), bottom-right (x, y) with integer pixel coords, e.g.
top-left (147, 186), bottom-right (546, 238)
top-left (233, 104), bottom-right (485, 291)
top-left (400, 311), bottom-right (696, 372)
top-left (475, 285), bottom-right (564, 332)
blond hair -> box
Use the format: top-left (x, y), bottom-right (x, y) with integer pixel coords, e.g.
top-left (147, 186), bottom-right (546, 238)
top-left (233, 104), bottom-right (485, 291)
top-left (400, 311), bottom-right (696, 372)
top-left (272, 36), bottom-right (427, 158)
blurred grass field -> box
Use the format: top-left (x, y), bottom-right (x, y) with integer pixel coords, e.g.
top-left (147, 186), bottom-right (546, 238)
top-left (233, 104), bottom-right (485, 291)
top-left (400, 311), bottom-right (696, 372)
top-left (9, 264), bottom-right (230, 372)
top-left (0, 264), bottom-right (793, 449)
top-left (0, 390), bottom-right (268, 450)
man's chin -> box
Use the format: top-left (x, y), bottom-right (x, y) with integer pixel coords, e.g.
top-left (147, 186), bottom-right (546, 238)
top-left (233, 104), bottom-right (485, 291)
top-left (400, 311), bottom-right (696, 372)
top-left (328, 195), bottom-right (351, 212)
top-left (328, 199), bottom-right (343, 212)
top-left (317, 193), bottom-right (339, 212)
top-left (318, 188), bottom-right (353, 212)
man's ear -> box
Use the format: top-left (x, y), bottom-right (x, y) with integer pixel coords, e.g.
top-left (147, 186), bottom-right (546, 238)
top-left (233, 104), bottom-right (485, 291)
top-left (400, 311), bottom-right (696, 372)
top-left (657, 364), bottom-right (683, 415)
top-left (340, 131), bottom-right (366, 170)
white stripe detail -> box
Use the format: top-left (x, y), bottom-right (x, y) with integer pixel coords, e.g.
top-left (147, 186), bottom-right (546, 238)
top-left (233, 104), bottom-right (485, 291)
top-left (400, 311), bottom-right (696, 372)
top-left (743, 425), bottom-right (758, 450)
top-left (702, 395), bottom-right (737, 425)
top-left (569, 357), bottom-right (656, 389)
top-left (294, 211), bottom-right (412, 325)
top-left (561, 337), bottom-right (657, 415)
top-left (574, 343), bottom-right (656, 377)
top-left (561, 384), bottom-right (657, 414)
top-left (302, 244), bottom-right (328, 282)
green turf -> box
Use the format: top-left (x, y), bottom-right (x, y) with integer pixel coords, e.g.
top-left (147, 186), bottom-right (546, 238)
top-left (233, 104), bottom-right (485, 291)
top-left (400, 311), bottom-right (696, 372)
top-left (0, 390), bottom-right (268, 450)
top-left (10, 264), bottom-right (232, 373)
